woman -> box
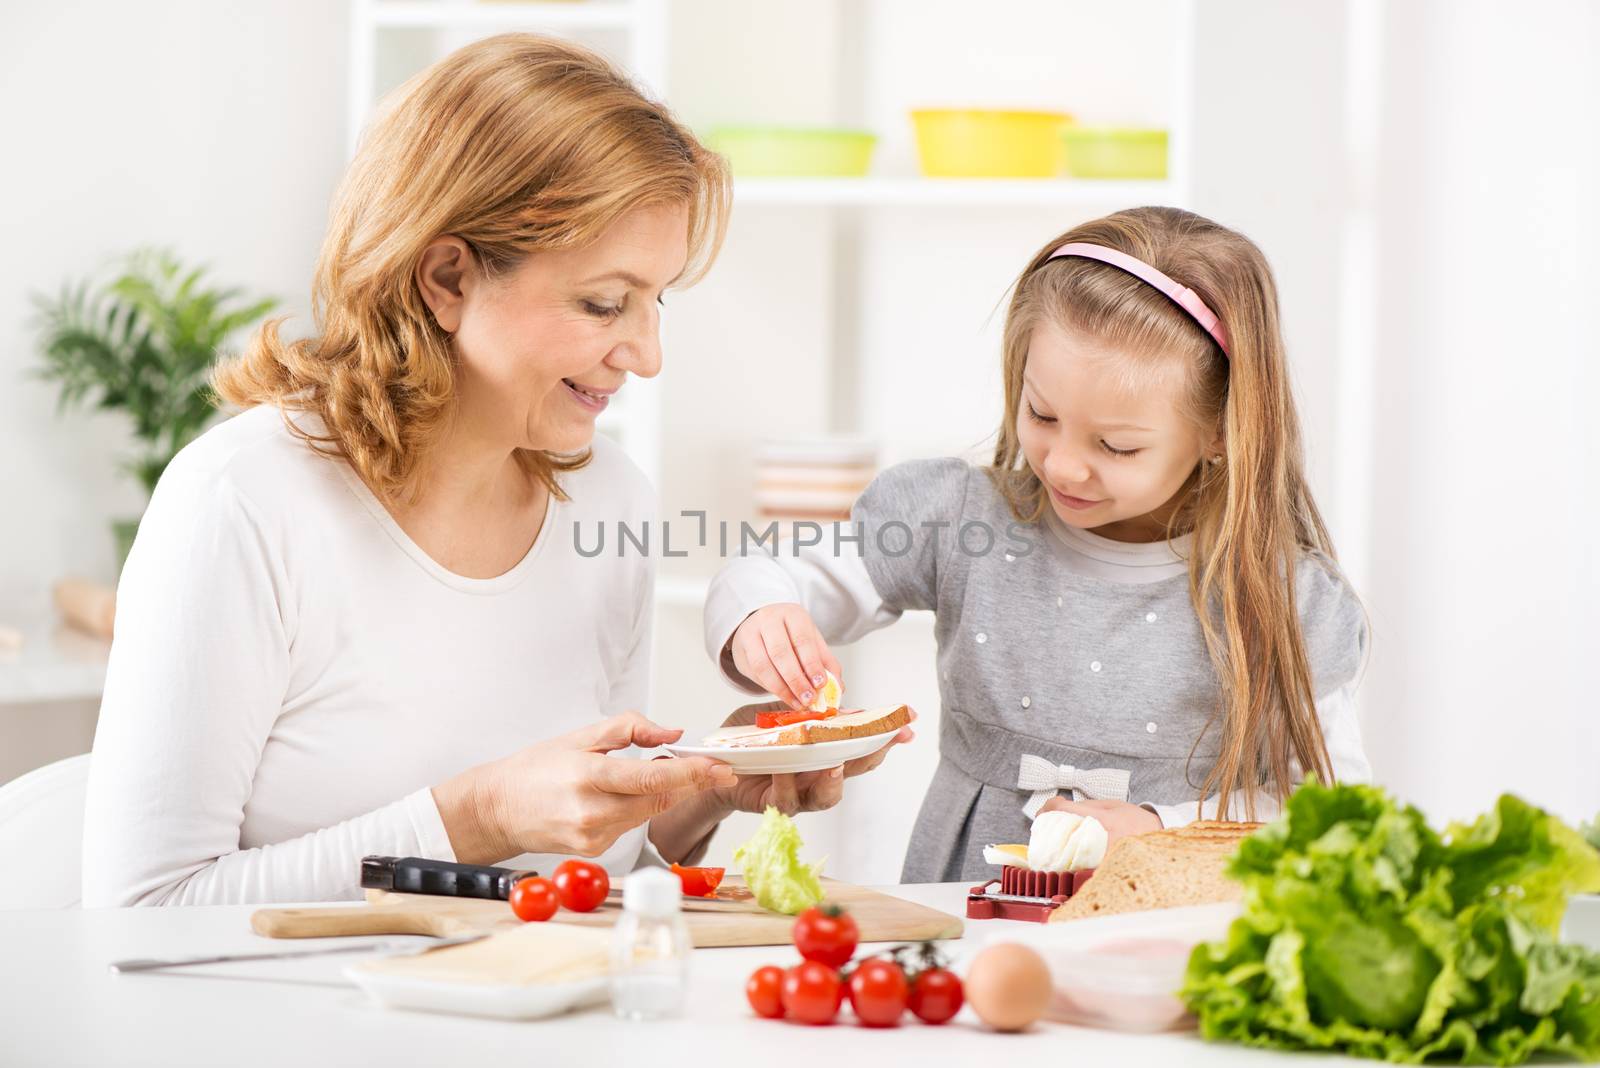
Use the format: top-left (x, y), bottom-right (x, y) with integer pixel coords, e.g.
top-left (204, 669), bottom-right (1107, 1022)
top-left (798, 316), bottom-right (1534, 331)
top-left (80, 34), bottom-right (907, 907)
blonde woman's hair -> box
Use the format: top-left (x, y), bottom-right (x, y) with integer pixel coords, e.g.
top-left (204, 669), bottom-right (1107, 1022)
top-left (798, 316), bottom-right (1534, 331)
top-left (992, 206), bottom-right (1340, 818)
top-left (214, 33), bottom-right (730, 504)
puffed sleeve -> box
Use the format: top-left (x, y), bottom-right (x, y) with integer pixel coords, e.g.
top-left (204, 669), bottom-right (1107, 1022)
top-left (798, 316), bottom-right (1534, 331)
top-left (851, 458), bottom-right (974, 613)
top-left (1295, 551), bottom-right (1369, 698)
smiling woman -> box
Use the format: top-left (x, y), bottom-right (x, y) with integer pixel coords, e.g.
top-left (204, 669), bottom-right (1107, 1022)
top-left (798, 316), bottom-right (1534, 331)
top-left (212, 34), bottom-right (727, 507)
top-left (74, 34), bottom-right (818, 907)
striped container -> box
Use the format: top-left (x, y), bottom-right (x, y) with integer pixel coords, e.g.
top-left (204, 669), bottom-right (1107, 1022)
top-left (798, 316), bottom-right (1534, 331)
top-left (754, 437), bottom-right (879, 522)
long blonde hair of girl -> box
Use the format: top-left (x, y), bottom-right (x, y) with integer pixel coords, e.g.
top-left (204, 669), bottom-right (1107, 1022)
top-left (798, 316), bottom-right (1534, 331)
top-left (992, 206), bottom-right (1339, 818)
top-left (213, 33), bottom-right (730, 504)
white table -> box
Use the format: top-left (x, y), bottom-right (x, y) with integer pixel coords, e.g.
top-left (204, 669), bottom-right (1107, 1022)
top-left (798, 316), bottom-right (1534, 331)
top-left (0, 883), bottom-right (1361, 1068)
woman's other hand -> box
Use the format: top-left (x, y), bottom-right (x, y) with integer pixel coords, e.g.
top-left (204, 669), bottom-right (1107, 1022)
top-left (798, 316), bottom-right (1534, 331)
top-left (432, 711), bottom-right (735, 863)
top-left (709, 700), bottom-right (916, 816)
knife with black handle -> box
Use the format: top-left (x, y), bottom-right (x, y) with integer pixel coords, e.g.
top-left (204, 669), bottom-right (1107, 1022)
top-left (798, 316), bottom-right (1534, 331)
top-left (360, 855), bottom-right (537, 901)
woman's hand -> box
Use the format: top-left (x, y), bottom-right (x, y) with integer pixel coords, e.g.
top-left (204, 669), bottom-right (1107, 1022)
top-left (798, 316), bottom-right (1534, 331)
top-left (432, 711), bottom-right (736, 864)
top-left (728, 604), bottom-right (843, 710)
top-left (1036, 796), bottom-right (1162, 850)
top-left (646, 700), bottom-right (915, 864)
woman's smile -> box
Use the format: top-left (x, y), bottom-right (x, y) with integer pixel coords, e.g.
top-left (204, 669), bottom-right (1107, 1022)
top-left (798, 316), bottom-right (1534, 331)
top-left (561, 377), bottom-right (617, 414)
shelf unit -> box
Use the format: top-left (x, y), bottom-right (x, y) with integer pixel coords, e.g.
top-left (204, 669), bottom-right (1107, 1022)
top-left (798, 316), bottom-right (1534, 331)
top-left (732, 176), bottom-right (1183, 208)
top-left (348, 0), bottom-right (1199, 626)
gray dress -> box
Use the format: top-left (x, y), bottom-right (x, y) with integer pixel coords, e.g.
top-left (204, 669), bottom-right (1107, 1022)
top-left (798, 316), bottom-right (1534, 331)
top-left (850, 460), bottom-right (1367, 884)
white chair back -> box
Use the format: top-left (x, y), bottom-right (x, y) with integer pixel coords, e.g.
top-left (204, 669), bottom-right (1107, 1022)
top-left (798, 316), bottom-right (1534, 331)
top-left (0, 753), bottom-right (90, 909)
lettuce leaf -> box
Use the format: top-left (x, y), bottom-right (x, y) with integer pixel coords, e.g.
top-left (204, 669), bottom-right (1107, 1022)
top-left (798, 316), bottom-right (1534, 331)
top-left (733, 806), bottom-right (825, 915)
top-left (1182, 782), bottom-right (1600, 1064)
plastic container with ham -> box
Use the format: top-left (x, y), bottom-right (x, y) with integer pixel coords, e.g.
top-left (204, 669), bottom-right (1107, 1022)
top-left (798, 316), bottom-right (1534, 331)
top-left (970, 901), bottom-right (1240, 1033)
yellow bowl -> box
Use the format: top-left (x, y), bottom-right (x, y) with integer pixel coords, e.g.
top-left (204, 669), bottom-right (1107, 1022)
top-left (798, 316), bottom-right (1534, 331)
top-left (911, 109), bottom-right (1072, 178)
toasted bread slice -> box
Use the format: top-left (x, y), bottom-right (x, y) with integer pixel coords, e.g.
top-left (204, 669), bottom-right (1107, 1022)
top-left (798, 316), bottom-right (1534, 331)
top-left (702, 705), bottom-right (912, 748)
top-left (1048, 820), bottom-right (1261, 923)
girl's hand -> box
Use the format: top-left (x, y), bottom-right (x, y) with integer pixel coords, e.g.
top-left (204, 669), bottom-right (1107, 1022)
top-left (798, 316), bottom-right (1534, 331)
top-left (711, 700), bottom-right (916, 816)
top-left (1037, 796), bottom-right (1162, 850)
top-left (728, 604), bottom-right (844, 710)
top-left (433, 711), bottom-right (737, 863)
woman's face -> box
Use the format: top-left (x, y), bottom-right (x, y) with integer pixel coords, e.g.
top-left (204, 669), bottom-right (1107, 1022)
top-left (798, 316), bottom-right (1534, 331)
top-left (419, 202), bottom-right (690, 455)
top-left (1016, 320), bottom-right (1214, 542)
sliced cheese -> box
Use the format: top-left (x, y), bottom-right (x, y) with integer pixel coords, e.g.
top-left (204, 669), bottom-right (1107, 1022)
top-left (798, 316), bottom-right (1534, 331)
top-left (356, 923), bottom-right (611, 986)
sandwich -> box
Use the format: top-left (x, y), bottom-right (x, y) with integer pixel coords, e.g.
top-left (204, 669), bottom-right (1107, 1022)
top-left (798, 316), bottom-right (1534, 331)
top-left (700, 705), bottom-right (913, 748)
top-left (1047, 820), bottom-right (1262, 922)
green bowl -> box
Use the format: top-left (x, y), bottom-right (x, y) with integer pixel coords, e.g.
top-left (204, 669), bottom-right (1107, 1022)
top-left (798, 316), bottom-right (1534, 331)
top-left (708, 126), bottom-right (877, 178)
top-left (1059, 126), bottom-right (1169, 179)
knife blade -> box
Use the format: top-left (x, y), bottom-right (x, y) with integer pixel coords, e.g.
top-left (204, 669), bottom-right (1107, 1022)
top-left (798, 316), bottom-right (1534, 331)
top-left (109, 933), bottom-right (488, 974)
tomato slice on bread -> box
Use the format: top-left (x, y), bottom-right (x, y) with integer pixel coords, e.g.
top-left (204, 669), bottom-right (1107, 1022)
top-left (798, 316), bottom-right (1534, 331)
top-left (755, 708), bottom-right (839, 729)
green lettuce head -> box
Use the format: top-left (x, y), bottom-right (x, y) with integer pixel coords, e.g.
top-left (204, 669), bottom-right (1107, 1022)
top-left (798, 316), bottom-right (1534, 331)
top-left (1183, 782), bottom-right (1600, 1065)
top-left (733, 806), bottom-right (825, 915)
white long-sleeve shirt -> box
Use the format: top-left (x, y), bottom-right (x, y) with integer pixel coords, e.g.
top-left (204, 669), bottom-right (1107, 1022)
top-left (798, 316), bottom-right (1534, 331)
top-left (704, 500), bottom-right (1371, 830)
top-left (82, 406), bottom-right (656, 907)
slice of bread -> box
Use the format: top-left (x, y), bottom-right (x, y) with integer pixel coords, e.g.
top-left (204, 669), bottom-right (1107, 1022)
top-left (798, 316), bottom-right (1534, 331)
top-left (703, 705), bottom-right (912, 748)
top-left (1048, 820), bottom-right (1261, 923)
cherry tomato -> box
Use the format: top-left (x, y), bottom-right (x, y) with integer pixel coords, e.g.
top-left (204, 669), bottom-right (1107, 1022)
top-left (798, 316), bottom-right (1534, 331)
top-left (847, 958), bottom-right (908, 1027)
top-left (551, 859), bottom-right (610, 913)
top-left (755, 709), bottom-right (838, 729)
top-left (745, 964), bottom-right (786, 1019)
top-left (793, 904), bottom-right (858, 969)
top-left (780, 960), bottom-right (843, 1025)
top-left (908, 966), bottom-right (964, 1025)
top-left (508, 876), bottom-right (558, 922)
top-left (670, 863), bottom-right (725, 898)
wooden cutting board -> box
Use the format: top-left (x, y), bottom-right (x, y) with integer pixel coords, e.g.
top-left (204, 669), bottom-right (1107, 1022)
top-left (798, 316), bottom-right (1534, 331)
top-left (252, 876), bottom-right (962, 948)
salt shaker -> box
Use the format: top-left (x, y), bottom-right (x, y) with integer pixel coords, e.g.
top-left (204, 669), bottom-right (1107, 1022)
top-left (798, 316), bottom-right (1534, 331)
top-left (609, 867), bottom-right (691, 1020)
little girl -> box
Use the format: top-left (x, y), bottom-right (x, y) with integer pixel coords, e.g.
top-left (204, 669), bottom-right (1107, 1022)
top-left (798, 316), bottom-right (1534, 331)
top-left (702, 206), bottom-right (1371, 884)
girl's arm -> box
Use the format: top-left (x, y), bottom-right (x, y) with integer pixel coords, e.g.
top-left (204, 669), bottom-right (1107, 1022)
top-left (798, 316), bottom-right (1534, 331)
top-left (703, 540), bottom-right (900, 698)
top-left (703, 458), bottom-right (975, 703)
top-left (1141, 683), bottom-right (1372, 827)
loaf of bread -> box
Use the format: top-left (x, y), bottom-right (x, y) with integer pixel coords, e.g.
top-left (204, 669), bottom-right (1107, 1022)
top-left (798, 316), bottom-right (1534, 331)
top-left (1048, 820), bottom-right (1262, 922)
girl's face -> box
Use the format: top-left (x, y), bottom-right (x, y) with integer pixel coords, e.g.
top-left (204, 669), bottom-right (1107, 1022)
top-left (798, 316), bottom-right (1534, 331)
top-left (419, 202), bottom-right (690, 456)
top-left (1017, 320), bottom-right (1214, 542)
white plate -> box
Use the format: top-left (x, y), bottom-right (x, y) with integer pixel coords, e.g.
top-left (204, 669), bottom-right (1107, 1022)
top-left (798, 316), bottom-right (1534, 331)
top-left (346, 964), bottom-right (609, 1021)
top-left (664, 731), bottom-right (896, 775)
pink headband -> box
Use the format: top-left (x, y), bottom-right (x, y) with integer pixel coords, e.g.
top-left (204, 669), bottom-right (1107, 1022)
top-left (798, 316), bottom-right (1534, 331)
top-left (1045, 242), bottom-right (1229, 356)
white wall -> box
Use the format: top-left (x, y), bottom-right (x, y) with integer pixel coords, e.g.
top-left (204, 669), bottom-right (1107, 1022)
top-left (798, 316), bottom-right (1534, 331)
top-left (0, 0), bottom-right (347, 605)
top-left (1356, 0), bottom-right (1600, 825)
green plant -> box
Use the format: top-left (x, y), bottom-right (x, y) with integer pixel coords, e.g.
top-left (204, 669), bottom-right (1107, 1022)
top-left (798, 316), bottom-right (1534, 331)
top-left (33, 248), bottom-right (277, 496)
